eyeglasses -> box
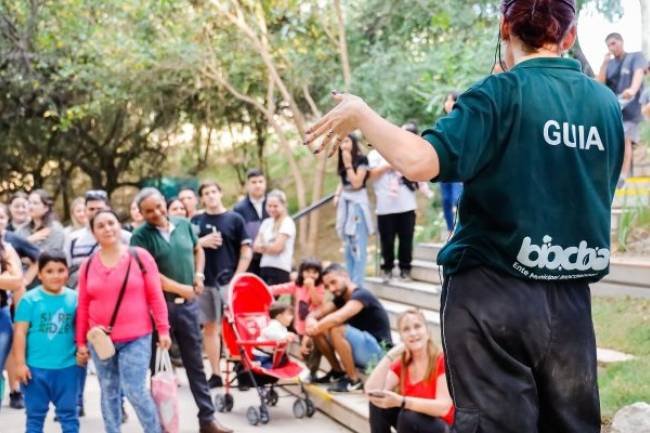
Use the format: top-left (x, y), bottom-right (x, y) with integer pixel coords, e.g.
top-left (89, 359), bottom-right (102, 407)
top-left (85, 190), bottom-right (108, 201)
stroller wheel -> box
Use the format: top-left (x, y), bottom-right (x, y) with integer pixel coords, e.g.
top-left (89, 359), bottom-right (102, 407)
top-left (293, 399), bottom-right (307, 419)
top-left (224, 394), bottom-right (234, 412)
top-left (305, 399), bottom-right (316, 417)
top-left (267, 389), bottom-right (279, 406)
top-left (214, 394), bottom-right (226, 413)
top-left (259, 406), bottom-right (270, 424)
top-left (246, 406), bottom-right (260, 426)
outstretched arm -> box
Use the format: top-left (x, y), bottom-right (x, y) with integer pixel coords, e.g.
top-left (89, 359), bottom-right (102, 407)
top-left (304, 93), bottom-right (439, 182)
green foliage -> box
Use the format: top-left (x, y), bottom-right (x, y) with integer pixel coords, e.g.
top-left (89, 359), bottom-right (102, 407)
top-left (1, 0), bottom-right (629, 208)
top-left (616, 204), bottom-right (650, 252)
top-left (577, 0), bottom-right (624, 19)
top-left (416, 198), bottom-right (446, 243)
top-left (592, 297), bottom-right (650, 419)
top-left (345, 0), bottom-right (496, 126)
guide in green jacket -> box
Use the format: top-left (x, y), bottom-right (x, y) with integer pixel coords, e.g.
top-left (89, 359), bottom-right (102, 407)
top-left (304, 1), bottom-right (622, 432)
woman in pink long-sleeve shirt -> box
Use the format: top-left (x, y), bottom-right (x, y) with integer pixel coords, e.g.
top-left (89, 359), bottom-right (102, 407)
top-left (76, 209), bottom-right (170, 433)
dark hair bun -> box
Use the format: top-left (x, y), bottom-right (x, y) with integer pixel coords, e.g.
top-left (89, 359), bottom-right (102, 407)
top-left (502, 0), bottom-right (576, 50)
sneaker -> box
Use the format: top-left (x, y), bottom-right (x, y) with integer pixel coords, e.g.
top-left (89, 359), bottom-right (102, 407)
top-left (208, 374), bottom-right (224, 388)
top-left (312, 369), bottom-right (345, 384)
top-left (399, 269), bottom-right (412, 281)
top-left (327, 376), bottom-right (363, 393)
top-left (381, 270), bottom-right (392, 284)
top-left (9, 391), bottom-right (24, 409)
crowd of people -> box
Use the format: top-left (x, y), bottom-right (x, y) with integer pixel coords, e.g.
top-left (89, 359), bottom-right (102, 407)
top-left (0, 165), bottom-right (456, 433)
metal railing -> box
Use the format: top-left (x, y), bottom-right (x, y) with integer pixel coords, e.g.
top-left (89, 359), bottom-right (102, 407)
top-left (291, 192), bottom-right (336, 221)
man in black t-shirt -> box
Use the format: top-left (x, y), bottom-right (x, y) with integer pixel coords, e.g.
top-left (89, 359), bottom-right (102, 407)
top-left (306, 263), bottom-right (391, 393)
top-left (192, 181), bottom-right (252, 388)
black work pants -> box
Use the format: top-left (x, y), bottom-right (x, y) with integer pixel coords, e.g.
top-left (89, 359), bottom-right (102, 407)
top-left (369, 404), bottom-right (449, 433)
top-left (440, 266), bottom-right (600, 433)
top-left (377, 210), bottom-right (416, 273)
top-left (151, 300), bottom-right (215, 424)
top-left (260, 266), bottom-right (290, 286)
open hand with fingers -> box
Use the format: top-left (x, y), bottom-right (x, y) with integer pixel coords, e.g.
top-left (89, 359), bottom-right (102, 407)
top-left (303, 91), bottom-right (368, 156)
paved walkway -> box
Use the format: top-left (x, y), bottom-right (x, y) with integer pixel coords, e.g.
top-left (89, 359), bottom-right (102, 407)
top-left (1, 363), bottom-right (351, 433)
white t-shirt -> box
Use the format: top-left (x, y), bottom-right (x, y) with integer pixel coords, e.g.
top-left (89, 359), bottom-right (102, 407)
top-left (367, 150), bottom-right (417, 215)
top-left (252, 319), bottom-right (288, 357)
top-left (258, 216), bottom-right (295, 272)
top-left (250, 197), bottom-right (265, 219)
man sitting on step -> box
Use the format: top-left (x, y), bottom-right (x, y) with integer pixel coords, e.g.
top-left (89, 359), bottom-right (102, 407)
top-left (305, 263), bottom-right (392, 393)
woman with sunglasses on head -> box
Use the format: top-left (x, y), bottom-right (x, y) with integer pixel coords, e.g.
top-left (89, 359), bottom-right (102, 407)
top-left (305, 1), bottom-right (623, 432)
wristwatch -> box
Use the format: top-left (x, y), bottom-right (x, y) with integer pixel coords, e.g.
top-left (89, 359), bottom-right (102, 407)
top-left (195, 272), bottom-right (205, 281)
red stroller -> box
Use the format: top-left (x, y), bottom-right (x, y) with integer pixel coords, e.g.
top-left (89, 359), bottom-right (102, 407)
top-left (215, 273), bottom-right (316, 426)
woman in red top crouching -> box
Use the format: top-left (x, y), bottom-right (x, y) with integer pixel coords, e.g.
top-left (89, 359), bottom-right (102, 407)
top-left (365, 308), bottom-right (454, 433)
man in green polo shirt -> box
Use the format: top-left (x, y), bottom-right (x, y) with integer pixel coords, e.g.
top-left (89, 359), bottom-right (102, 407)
top-left (130, 188), bottom-right (233, 433)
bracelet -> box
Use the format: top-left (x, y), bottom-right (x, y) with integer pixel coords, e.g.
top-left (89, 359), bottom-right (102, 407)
top-left (344, 166), bottom-right (353, 170)
top-left (400, 396), bottom-right (407, 409)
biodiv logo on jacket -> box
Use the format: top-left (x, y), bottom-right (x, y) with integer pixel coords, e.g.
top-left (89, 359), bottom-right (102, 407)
top-left (513, 235), bottom-right (609, 280)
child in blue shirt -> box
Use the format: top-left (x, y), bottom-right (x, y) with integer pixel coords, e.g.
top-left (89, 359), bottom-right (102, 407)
top-left (13, 251), bottom-right (80, 433)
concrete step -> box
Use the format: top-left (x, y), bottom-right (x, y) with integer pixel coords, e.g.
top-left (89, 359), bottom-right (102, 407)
top-left (611, 208), bottom-right (622, 233)
top-left (365, 277), bottom-right (441, 310)
top-left (612, 177), bottom-right (650, 208)
top-left (413, 243), bottom-right (650, 292)
top-left (380, 299), bottom-right (441, 343)
top-left (410, 259), bottom-right (442, 284)
top-left (284, 382), bottom-right (370, 433)
top-left (606, 257), bottom-right (650, 288)
top-left (413, 243), bottom-right (442, 262)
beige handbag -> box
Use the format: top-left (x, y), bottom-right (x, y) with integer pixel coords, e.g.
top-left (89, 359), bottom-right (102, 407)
top-left (86, 251), bottom-right (134, 361)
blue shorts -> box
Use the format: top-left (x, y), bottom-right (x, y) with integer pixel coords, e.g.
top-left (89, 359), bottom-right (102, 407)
top-left (344, 325), bottom-right (383, 369)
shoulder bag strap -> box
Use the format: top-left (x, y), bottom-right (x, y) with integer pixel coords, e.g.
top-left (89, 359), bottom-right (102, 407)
top-left (107, 253), bottom-right (133, 333)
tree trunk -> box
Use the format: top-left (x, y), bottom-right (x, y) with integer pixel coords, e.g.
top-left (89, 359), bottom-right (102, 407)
top-left (641, 0), bottom-right (650, 60)
top-left (334, 0), bottom-right (352, 91)
top-left (571, 35), bottom-right (594, 78)
top-left (267, 118), bottom-right (308, 249)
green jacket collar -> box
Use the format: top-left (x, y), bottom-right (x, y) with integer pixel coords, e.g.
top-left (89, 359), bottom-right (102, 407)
top-left (511, 56), bottom-right (582, 72)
